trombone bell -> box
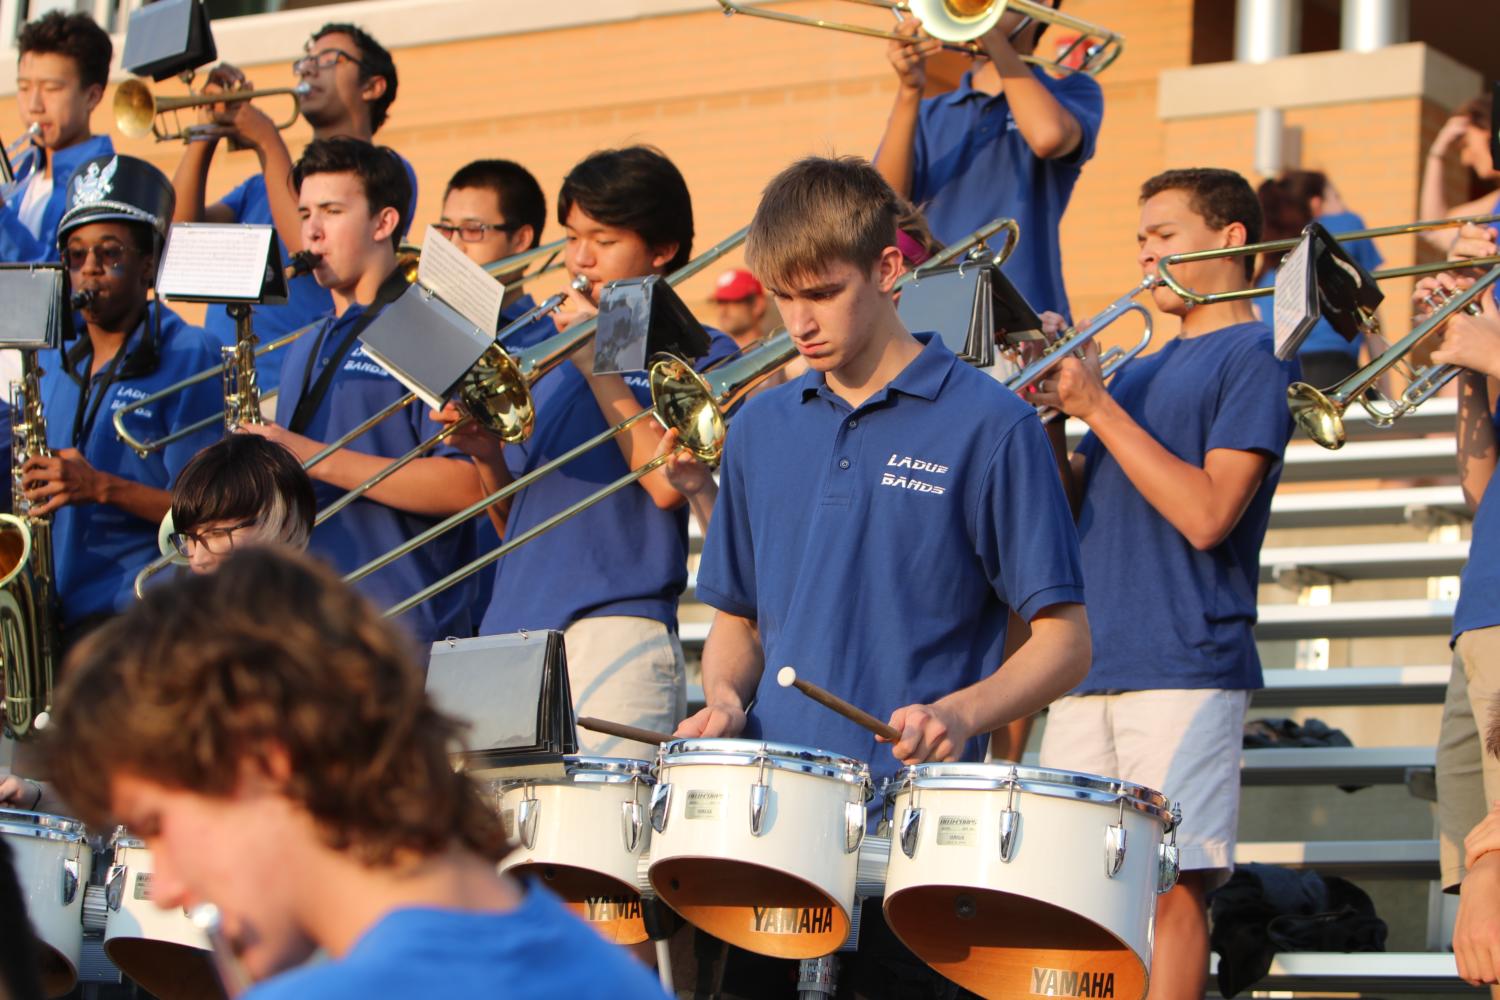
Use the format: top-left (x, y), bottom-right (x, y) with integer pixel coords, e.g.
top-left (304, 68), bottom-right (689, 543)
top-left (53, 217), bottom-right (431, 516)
top-left (1286, 382), bottom-right (1347, 450)
top-left (911, 0), bottom-right (1004, 42)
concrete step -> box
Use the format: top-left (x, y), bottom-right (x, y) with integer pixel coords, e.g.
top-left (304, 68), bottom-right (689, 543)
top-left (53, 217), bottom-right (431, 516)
top-left (1255, 599), bottom-right (1455, 640)
top-left (1261, 540), bottom-right (1468, 584)
top-left (1234, 838), bottom-right (1439, 879)
top-left (1257, 665), bottom-right (1449, 707)
top-left (1270, 484), bottom-right (1467, 529)
top-left (1208, 952), bottom-right (1473, 993)
top-left (1281, 437), bottom-right (1457, 484)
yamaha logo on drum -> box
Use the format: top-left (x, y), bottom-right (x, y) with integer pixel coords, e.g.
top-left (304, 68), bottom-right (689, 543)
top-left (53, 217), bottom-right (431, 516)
top-left (751, 905), bottom-right (835, 935)
top-left (583, 895), bottom-right (641, 922)
top-left (1030, 967), bottom-right (1116, 997)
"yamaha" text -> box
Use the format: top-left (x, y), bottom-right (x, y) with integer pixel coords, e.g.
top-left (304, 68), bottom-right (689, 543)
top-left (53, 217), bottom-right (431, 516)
top-left (751, 905), bottom-right (835, 935)
top-left (584, 895), bottom-right (641, 922)
top-left (1030, 967), bottom-right (1115, 997)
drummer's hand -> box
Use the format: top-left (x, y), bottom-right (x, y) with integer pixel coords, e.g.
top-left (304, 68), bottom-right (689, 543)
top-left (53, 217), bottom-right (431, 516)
top-left (0, 773), bottom-right (46, 810)
top-left (883, 702), bottom-right (969, 765)
top-left (674, 702), bottom-right (746, 739)
top-left (1466, 801), bottom-right (1500, 872)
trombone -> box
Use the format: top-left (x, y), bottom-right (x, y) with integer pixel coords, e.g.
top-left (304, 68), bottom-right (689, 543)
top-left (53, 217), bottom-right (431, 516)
top-left (1288, 265), bottom-right (1500, 449)
top-left (717, 0), bottom-right (1123, 76)
top-left (114, 77), bottom-right (309, 143)
top-left (365, 216), bottom-right (1021, 617)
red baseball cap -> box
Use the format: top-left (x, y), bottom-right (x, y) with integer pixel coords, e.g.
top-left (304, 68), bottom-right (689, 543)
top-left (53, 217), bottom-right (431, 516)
top-left (712, 268), bottom-right (764, 302)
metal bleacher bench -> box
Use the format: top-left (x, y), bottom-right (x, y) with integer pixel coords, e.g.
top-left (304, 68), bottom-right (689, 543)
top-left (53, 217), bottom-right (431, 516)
top-left (1261, 540), bottom-right (1469, 584)
top-left (1255, 599), bottom-right (1456, 640)
top-left (1208, 953), bottom-right (1471, 994)
top-left (1280, 437), bottom-right (1458, 484)
top-left (1270, 484), bottom-right (1467, 529)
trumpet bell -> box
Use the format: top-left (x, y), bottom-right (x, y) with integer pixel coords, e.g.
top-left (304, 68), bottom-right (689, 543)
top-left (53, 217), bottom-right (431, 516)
top-left (1286, 381), bottom-right (1346, 451)
top-left (649, 358), bottom-right (724, 464)
top-left (114, 79), bottom-right (157, 140)
top-left (457, 346), bottom-right (535, 444)
top-left (910, 0), bottom-right (1006, 40)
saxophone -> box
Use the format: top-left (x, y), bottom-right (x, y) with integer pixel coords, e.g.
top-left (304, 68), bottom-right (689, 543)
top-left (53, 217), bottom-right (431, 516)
top-left (0, 349), bottom-right (61, 739)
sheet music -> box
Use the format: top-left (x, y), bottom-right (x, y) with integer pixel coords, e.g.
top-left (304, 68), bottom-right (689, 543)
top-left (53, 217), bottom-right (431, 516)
top-left (1272, 233), bottom-right (1314, 360)
top-left (157, 224), bottom-right (275, 302)
top-left (417, 224), bottom-right (503, 335)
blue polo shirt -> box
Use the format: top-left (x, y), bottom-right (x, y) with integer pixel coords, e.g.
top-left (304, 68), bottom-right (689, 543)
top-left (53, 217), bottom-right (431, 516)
top-left (39, 304), bottom-right (222, 624)
top-left (204, 154), bottom-right (419, 391)
top-left (0, 135), bottom-right (115, 263)
top-left (1072, 321), bottom-right (1298, 693)
top-left (697, 333), bottom-right (1085, 796)
top-left (1453, 408), bottom-right (1500, 643)
top-left (1254, 211), bottom-right (1382, 360)
top-left (276, 299), bottom-right (475, 646)
top-left (478, 322), bottom-right (738, 636)
top-left (890, 68), bottom-right (1102, 320)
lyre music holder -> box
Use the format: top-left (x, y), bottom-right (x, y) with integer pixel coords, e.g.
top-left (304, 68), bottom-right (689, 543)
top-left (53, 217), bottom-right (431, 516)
top-left (0, 265), bottom-right (65, 351)
top-left (592, 275), bottom-right (712, 375)
top-left (120, 0), bottom-right (217, 83)
top-left (897, 258), bottom-right (1042, 368)
top-left (1273, 221), bottom-right (1384, 361)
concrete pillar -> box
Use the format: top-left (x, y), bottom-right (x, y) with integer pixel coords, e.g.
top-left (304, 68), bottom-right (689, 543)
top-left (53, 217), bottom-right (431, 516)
top-left (1341, 0), bottom-right (1408, 52)
top-left (1235, 0), bottom-right (1300, 64)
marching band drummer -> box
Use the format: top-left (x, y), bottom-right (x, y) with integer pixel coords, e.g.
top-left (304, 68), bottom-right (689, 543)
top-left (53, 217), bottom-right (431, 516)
top-left (236, 137), bottom-right (485, 646)
top-left (1030, 168), bottom-right (1299, 1000)
top-left (437, 146), bottom-right (737, 756)
top-left (171, 23), bottom-right (416, 387)
top-left (44, 548), bottom-right (668, 999)
top-left (676, 156), bottom-right (1091, 995)
top-left (24, 154), bottom-right (222, 645)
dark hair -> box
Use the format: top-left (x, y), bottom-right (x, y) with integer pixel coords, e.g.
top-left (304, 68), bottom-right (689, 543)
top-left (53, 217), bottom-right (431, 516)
top-left (17, 11), bottom-right (111, 92)
top-left (1460, 92), bottom-right (1493, 134)
top-left (171, 436), bottom-right (315, 551)
top-left (1255, 170), bottom-right (1328, 281)
top-left (47, 548), bottom-right (511, 867)
top-left (311, 23), bottom-right (398, 134)
top-left (747, 155), bottom-right (900, 291)
top-left (293, 137), bottom-right (412, 247)
top-left (446, 160), bottom-right (546, 251)
top-left (558, 146), bottom-right (693, 272)
top-left (1140, 168), bottom-right (1263, 279)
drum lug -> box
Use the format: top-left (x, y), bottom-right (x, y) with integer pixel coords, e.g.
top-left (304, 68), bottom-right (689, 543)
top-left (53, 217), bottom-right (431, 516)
top-left (899, 806), bottom-right (922, 859)
top-left (650, 782), bottom-right (672, 834)
top-left (749, 780), bottom-right (769, 837)
top-left (61, 855), bottom-right (80, 905)
top-left (1105, 799), bottom-right (1127, 879)
top-left (843, 801), bottom-right (865, 854)
top-left (516, 795), bottom-right (540, 851)
top-left (1157, 803), bottom-right (1182, 893)
top-left (621, 799), bottom-right (645, 854)
top-left (999, 808), bottom-right (1021, 863)
top-left (106, 860), bottom-right (127, 911)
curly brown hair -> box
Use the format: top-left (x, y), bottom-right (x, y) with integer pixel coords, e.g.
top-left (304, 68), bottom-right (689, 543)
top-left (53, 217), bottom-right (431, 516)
top-left (1140, 168), bottom-right (1263, 280)
top-left (47, 548), bottom-right (509, 867)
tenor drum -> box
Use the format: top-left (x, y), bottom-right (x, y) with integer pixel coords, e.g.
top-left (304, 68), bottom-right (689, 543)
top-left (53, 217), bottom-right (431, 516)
top-left (647, 738), bottom-right (871, 959)
top-left (496, 756), bottom-right (654, 944)
top-left (1, 807), bottom-right (89, 997)
top-left (882, 764), bottom-right (1179, 1000)
top-left (103, 831), bottom-right (222, 1000)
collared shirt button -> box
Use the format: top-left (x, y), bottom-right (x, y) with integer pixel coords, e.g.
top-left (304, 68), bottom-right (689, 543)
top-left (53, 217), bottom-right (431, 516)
top-left (847, 418), bottom-right (858, 429)
top-left (838, 458), bottom-right (850, 470)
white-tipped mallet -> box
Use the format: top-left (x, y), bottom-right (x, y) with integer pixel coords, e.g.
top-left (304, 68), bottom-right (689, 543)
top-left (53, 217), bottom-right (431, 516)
top-left (777, 666), bottom-right (900, 742)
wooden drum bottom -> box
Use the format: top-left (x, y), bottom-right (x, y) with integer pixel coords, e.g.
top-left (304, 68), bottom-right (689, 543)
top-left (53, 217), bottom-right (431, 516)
top-left (651, 857), bottom-right (849, 959)
top-left (509, 862), bottom-right (648, 945)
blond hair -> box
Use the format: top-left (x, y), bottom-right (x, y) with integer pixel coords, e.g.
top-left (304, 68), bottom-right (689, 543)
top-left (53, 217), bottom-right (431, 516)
top-left (746, 156), bottom-right (900, 291)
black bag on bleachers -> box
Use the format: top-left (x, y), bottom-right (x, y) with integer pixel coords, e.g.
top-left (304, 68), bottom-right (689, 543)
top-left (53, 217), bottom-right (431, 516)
top-left (1210, 862), bottom-right (1387, 998)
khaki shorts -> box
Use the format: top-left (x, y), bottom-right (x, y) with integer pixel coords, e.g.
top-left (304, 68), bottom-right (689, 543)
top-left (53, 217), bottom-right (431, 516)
top-left (564, 615), bottom-right (686, 759)
top-left (1437, 625), bottom-right (1500, 892)
top-left (1039, 688), bottom-right (1250, 887)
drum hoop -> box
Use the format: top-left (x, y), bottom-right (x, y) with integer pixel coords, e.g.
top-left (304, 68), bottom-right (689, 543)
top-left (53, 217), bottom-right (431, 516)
top-left (496, 756), bottom-right (656, 788)
top-left (885, 764), bottom-right (1174, 823)
top-left (0, 808), bottom-right (88, 843)
top-left (658, 738), bottom-right (872, 789)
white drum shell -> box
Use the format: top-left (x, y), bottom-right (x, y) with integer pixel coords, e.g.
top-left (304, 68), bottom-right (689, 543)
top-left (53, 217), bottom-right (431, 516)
top-left (2, 811), bottom-right (88, 996)
top-left (497, 770), bottom-right (651, 895)
top-left (104, 841), bottom-right (213, 958)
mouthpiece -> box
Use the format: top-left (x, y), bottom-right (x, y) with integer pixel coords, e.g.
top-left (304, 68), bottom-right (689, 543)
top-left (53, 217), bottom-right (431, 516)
top-left (70, 289), bottom-right (95, 310)
top-left (570, 274), bottom-right (592, 295)
top-left (777, 666), bottom-right (797, 688)
top-left (285, 251), bottom-right (321, 280)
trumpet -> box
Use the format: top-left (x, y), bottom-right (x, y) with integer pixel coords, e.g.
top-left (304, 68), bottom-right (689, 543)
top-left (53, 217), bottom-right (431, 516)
top-left (114, 77), bottom-right (309, 143)
top-left (1288, 265), bottom-right (1500, 449)
top-left (366, 217), bottom-right (1019, 616)
top-left (1004, 275), bottom-right (1155, 419)
top-left (0, 124), bottom-right (41, 199)
top-left (717, 0), bottom-right (1123, 76)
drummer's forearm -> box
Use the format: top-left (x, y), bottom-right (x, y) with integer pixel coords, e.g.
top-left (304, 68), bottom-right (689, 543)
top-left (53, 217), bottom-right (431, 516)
top-left (940, 603), bottom-right (1091, 734)
top-left (700, 610), bottom-right (764, 710)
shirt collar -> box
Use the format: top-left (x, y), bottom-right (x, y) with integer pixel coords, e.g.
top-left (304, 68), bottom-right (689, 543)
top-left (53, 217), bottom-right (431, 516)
top-left (64, 301), bottom-right (167, 384)
top-left (798, 332), bottom-right (956, 406)
top-left (47, 134), bottom-right (115, 187)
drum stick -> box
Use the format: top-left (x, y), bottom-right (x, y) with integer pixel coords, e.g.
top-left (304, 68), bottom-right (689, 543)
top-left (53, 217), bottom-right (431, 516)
top-left (577, 716), bottom-right (674, 746)
top-left (777, 667), bottom-right (900, 742)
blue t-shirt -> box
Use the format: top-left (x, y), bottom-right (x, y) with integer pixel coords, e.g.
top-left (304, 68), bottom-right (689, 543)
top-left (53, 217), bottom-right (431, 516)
top-left (275, 301), bottom-right (475, 645)
top-left (39, 304), bottom-right (222, 623)
top-left (240, 882), bottom-right (665, 1000)
top-left (1073, 321), bottom-right (1298, 692)
top-left (697, 334), bottom-right (1085, 797)
top-left (1453, 408), bottom-right (1500, 642)
top-left (478, 323), bottom-right (739, 636)
top-left (0, 135), bottom-right (115, 264)
top-left (204, 154), bottom-right (419, 391)
top-left (892, 68), bottom-right (1103, 320)
top-left (1254, 211), bottom-right (1382, 360)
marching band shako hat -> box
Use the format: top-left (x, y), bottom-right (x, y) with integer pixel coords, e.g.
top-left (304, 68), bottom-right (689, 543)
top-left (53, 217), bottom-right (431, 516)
top-left (56, 154), bottom-right (176, 248)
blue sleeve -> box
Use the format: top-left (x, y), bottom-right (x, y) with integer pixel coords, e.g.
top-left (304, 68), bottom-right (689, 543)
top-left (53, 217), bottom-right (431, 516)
top-left (697, 330), bottom-right (739, 371)
top-left (0, 204), bottom-right (49, 263)
top-left (1205, 338), bottom-right (1296, 458)
top-left (218, 177), bottom-right (252, 220)
top-left (1054, 73), bottom-right (1104, 166)
top-left (908, 102), bottom-right (932, 203)
top-left (696, 415), bottom-right (757, 619)
top-left (161, 342), bottom-right (227, 479)
top-left (975, 414), bottom-right (1085, 621)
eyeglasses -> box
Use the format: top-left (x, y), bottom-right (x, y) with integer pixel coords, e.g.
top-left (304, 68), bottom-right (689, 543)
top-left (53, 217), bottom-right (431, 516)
top-left (433, 221), bottom-right (522, 243)
top-left (292, 48), bottom-right (369, 76)
top-left (168, 519), bottom-right (257, 558)
top-left (64, 243), bottom-right (137, 271)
